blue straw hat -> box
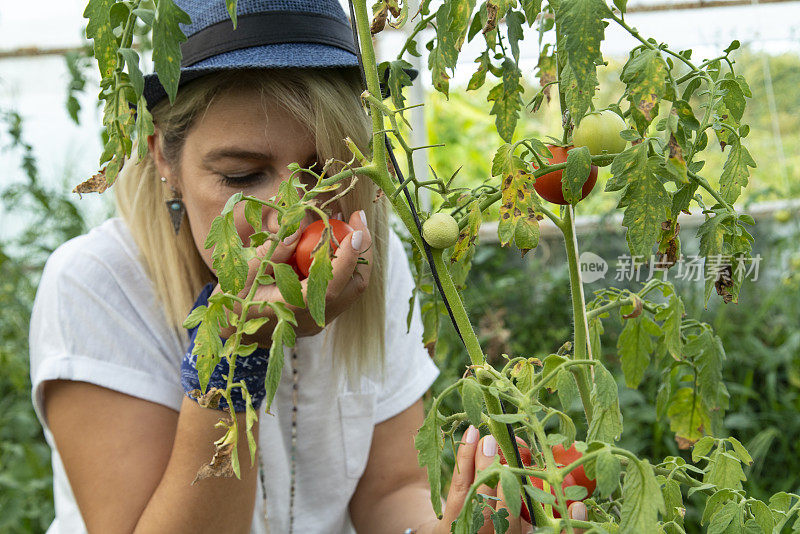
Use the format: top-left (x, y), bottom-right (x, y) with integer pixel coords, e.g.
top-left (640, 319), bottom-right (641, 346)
top-left (143, 0), bottom-right (363, 109)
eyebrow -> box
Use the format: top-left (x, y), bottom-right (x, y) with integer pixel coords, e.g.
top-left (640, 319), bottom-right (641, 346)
top-left (202, 148), bottom-right (318, 165)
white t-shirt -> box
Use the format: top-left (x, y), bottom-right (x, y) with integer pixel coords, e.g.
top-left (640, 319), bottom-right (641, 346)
top-left (29, 217), bottom-right (440, 534)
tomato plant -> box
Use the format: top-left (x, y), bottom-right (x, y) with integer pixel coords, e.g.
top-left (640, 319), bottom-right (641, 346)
top-left (81, 0), bottom-right (795, 532)
top-left (531, 145), bottom-right (598, 205)
top-left (498, 437), bottom-right (584, 522)
top-left (572, 109), bottom-right (628, 155)
top-left (292, 219), bottom-right (353, 279)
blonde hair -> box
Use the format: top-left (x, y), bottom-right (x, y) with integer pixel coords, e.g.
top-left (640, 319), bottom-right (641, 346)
top-left (114, 68), bottom-right (389, 384)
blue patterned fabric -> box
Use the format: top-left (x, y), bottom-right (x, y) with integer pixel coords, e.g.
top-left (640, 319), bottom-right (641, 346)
top-left (180, 282), bottom-right (270, 412)
top-left (142, 0), bottom-right (359, 109)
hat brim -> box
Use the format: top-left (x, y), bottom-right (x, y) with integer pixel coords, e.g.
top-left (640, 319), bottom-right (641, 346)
top-left (143, 43), bottom-right (360, 110)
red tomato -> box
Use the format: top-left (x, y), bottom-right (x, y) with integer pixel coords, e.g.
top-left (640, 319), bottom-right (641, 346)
top-left (532, 145), bottom-right (598, 205)
top-left (552, 443), bottom-right (596, 497)
top-left (498, 437), bottom-right (582, 522)
top-left (292, 219), bottom-right (354, 279)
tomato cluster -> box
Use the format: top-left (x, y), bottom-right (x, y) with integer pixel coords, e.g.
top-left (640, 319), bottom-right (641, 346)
top-left (288, 219), bottom-right (354, 280)
top-left (498, 438), bottom-right (595, 523)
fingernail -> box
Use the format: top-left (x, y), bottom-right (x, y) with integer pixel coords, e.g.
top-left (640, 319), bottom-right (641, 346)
top-left (464, 425), bottom-right (478, 444)
top-left (573, 502), bottom-right (588, 521)
top-left (358, 209), bottom-right (367, 227)
top-left (282, 228), bottom-right (301, 245)
top-left (351, 230), bottom-right (363, 251)
top-left (333, 212), bottom-right (343, 220)
top-left (482, 435), bottom-right (497, 457)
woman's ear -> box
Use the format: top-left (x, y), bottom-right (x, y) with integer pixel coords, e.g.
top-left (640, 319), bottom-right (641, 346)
top-left (147, 128), bottom-right (174, 186)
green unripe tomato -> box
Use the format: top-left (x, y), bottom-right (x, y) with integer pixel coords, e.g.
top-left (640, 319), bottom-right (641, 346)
top-left (573, 109), bottom-right (628, 156)
top-left (422, 212), bottom-right (460, 249)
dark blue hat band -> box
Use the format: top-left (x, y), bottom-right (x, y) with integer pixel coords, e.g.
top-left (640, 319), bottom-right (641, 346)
top-left (180, 11), bottom-right (358, 68)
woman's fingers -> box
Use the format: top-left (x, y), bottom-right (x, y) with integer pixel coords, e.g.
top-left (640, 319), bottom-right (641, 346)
top-left (441, 425), bottom-right (480, 527)
top-left (474, 435), bottom-right (500, 533)
top-left (327, 211), bottom-right (371, 300)
top-left (494, 480), bottom-right (522, 534)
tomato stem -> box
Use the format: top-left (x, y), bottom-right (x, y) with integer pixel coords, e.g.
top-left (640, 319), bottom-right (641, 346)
top-left (561, 207), bottom-right (595, 426)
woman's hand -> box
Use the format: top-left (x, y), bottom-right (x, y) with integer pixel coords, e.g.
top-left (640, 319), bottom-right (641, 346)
top-left (420, 426), bottom-right (588, 534)
top-left (216, 210), bottom-right (371, 346)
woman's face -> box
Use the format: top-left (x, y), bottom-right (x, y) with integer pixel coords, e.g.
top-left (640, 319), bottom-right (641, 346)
top-left (151, 86), bottom-right (336, 274)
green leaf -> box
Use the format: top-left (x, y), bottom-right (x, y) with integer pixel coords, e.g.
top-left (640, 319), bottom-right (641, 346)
top-left (272, 262), bottom-right (305, 308)
top-left (118, 48), bottom-right (144, 98)
top-left (204, 212), bottom-right (249, 296)
top-left (487, 58), bottom-right (524, 142)
top-left (499, 467), bottom-right (522, 518)
top-left (667, 387), bottom-right (711, 446)
top-left (662, 477), bottom-right (684, 525)
top-left (241, 317), bottom-right (270, 336)
top-left (748, 499), bottom-right (775, 533)
top-left (225, 0), bottom-right (238, 27)
top-left (704, 448), bottom-right (746, 491)
top-left (243, 385), bottom-right (258, 465)
top-left (719, 139), bottom-right (756, 204)
top-left (556, 368), bottom-right (579, 412)
top-left (461, 378), bottom-right (484, 428)
top-left (563, 146), bottom-right (592, 204)
top-left (244, 199), bottom-right (262, 234)
top-left (491, 143), bottom-right (526, 177)
top-left (557, 0), bottom-right (609, 125)
top-left (415, 403), bottom-right (447, 517)
top-left (386, 59), bottom-right (414, 111)
top-left (619, 459), bottom-right (666, 532)
top-left (521, 0), bottom-right (541, 26)
top-left (692, 436), bottom-right (716, 462)
top-left (587, 363), bottom-right (623, 443)
top-left (726, 437), bottom-right (753, 466)
top-left (655, 285), bottom-right (684, 361)
top-left (617, 315), bottom-right (660, 388)
top-left (152, 0), bottom-right (190, 104)
top-left (702, 488), bottom-right (736, 525)
top-left (467, 51), bottom-right (491, 91)
top-left (595, 449), bottom-right (621, 498)
top-left (505, 10), bottom-right (525, 63)
top-left (263, 321), bottom-right (288, 413)
top-left (707, 501), bottom-right (740, 534)
top-left (306, 240), bottom-right (333, 327)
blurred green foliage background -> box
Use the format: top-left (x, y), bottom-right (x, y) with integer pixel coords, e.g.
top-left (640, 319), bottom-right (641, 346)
top-left (1, 47), bottom-right (799, 532)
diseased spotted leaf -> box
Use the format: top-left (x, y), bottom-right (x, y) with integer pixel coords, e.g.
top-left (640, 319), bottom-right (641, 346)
top-left (153, 0), bottom-right (190, 103)
top-left (498, 167), bottom-right (540, 258)
top-left (84, 0), bottom-right (118, 79)
top-left (557, 0), bottom-right (609, 124)
top-left (205, 211), bottom-right (249, 296)
top-left (487, 58), bottom-right (525, 142)
top-left (621, 48), bottom-right (669, 131)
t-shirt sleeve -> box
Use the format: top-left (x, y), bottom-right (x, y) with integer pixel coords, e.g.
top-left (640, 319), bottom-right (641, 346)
top-left (28, 232), bottom-right (185, 435)
top-left (373, 231), bottom-right (440, 424)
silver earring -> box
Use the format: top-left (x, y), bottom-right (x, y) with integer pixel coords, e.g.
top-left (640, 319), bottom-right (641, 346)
top-left (161, 177), bottom-right (185, 235)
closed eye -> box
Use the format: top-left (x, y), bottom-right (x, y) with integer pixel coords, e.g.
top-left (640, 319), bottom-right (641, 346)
top-left (218, 172), bottom-right (266, 187)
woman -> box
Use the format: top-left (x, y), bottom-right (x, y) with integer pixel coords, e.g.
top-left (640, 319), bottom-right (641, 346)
top-left (28, 0), bottom-right (586, 532)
